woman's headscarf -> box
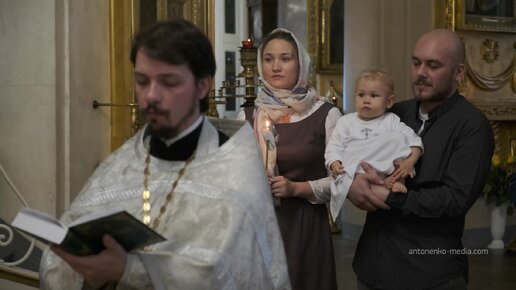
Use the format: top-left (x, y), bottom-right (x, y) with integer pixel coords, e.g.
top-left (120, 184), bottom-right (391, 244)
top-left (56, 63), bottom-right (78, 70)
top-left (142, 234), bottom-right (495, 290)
top-left (255, 28), bottom-right (317, 119)
top-left (253, 28), bottom-right (318, 176)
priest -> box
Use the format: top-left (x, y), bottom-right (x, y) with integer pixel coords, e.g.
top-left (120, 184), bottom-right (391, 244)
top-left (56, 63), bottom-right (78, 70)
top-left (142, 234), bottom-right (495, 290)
top-left (40, 19), bottom-right (290, 290)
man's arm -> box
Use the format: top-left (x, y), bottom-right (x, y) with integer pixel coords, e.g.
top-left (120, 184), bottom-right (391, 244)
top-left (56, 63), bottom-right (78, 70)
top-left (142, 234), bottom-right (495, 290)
top-left (386, 119), bottom-right (494, 218)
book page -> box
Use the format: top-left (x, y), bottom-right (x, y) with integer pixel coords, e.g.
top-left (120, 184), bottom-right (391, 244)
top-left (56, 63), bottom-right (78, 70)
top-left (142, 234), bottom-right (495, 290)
top-left (11, 208), bottom-right (67, 244)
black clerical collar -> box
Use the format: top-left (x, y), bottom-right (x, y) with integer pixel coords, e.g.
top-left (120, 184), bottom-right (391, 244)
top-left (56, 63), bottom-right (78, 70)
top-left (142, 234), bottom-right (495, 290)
top-left (160, 116), bottom-right (203, 146)
top-left (145, 118), bottom-right (204, 161)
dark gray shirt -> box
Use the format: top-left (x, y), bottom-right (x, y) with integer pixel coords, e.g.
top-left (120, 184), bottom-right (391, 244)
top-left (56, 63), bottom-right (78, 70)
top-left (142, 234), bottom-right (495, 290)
top-left (353, 92), bottom-right (494, 289)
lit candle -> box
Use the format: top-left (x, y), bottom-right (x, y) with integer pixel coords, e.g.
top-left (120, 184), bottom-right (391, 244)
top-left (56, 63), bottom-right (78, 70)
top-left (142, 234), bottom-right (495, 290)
top-left (242, 38), bottom-right (253, 48)
top-left (264, 120), bottom-right (270, 173)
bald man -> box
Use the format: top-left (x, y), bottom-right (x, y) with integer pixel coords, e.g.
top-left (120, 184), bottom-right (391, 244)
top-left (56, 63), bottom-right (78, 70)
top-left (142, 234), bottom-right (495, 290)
top-left (347, 29), bottom-right (494, 289)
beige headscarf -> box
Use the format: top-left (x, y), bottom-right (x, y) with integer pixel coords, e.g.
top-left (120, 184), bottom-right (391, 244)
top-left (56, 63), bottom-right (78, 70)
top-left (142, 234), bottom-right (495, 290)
top-left (253, 28), bottom-right (318, 176)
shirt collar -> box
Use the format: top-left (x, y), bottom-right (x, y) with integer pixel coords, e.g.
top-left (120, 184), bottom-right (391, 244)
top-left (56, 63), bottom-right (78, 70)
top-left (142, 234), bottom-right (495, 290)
top-left (161, 115), bottom-right (204, 147)
top-left (418, 91), bottom-right (462, 120)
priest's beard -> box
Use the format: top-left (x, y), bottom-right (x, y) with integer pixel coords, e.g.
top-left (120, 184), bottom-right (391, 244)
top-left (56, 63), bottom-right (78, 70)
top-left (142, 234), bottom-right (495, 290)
top-left (142, 98), bottom-right (199, 139)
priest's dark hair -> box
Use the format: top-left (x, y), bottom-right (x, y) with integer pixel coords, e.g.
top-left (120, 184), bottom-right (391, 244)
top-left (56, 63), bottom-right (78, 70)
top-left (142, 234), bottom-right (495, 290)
top-left (130, 19), bottom-right (216, 113)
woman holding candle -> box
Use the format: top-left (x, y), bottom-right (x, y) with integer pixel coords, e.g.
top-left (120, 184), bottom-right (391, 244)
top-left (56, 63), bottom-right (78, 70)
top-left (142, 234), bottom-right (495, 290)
top-left (238, 28), bottom-right (341, 290)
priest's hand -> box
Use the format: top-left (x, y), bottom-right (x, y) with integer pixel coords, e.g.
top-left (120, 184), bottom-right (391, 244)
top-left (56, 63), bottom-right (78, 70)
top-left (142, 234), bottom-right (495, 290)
top-left (51, 234), bottom-right (127, 286)
top-left (348, 162), bottom-right (390, 211)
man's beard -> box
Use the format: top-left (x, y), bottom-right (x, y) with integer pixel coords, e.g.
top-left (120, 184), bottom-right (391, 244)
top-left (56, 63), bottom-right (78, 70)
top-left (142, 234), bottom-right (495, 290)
top-left (412, 78), bottom-right (447, 103)
top-left (141, 98), bottom-right (198, 139)
top-left (412, 77), bottom-right (431, 100)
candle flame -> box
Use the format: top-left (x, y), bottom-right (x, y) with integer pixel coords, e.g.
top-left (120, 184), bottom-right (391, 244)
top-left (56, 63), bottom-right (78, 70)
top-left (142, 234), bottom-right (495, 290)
top-left (265, 120), bottom-right (270, 130)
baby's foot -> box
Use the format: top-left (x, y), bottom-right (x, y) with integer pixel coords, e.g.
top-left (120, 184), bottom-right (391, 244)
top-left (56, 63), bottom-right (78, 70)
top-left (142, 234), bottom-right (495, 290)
top-left (392, 181), bottom-right (407, 193)
top-left (384, 175), bottom-right (397, 189)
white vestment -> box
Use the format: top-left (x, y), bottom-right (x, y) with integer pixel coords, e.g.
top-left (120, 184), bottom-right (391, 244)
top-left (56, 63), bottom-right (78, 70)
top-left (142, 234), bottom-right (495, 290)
top-left (325, 112), bottom-right (423, 219)
top-left (40, 118), bottom-right (290, 290)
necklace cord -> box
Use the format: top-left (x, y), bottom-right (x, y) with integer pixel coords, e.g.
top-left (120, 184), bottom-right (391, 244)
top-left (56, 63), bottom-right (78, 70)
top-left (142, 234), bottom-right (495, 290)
top-left (142, 144), bottom-right (196, 229)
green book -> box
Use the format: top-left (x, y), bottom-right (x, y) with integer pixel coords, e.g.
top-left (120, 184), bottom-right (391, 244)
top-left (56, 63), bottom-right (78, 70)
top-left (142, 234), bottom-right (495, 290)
top-left (11, 207), bottom-right (166, 256)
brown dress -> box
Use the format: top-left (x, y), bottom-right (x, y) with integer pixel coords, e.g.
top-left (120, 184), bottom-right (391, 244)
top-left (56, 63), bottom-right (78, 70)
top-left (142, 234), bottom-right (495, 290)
top-left (245, 102), bottom-right (338, 290)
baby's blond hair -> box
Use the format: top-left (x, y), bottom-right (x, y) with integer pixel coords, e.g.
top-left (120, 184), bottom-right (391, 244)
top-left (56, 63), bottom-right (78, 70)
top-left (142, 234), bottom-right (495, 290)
top-left (355, 68), bottom-right (394, 95)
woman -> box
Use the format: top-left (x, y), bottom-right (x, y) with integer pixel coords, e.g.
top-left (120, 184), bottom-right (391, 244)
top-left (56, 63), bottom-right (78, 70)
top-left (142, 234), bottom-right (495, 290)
top-left (239, 28), bottom-right (341, 290)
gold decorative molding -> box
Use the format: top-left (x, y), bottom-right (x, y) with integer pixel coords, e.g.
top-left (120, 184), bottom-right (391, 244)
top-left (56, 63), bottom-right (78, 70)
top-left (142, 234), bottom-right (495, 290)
top-left (307, 0), bottom-right (343, 108)
top-left (444, 0), bottom-right (456, 30)
top-left (449, 0), bottom-right (516, 33)
top-left (465, 43), bottom-right (516, 91)
top-left (481, 38), bottom-right (499, 63)
top-left (109, 0), bottom-right (137, 151)
top-left (513, 70), bottom-right (516, 93)
top-left (491, 122), bottom-right (516, 167)
top-left (158, 0), bottom-right (213, 43)
top-left (513, 42), bottom-right (516, 93)
top-left (307, 0), bottom-right (321, 71)
top-left (307, 0), bottom-right (342, 73)
top-left (472, 100), bottom-right (516, 121)
top-left (0, 265), bottom-right (39, 288)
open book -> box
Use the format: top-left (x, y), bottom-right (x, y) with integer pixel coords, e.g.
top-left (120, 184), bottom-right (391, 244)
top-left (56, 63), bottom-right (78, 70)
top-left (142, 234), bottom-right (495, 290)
top-left (11, 207), bottom-right (166, 256)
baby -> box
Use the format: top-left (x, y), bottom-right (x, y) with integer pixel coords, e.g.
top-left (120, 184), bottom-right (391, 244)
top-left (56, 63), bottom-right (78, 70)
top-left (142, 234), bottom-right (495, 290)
top-left (325, 69), bottom-right (423, 219)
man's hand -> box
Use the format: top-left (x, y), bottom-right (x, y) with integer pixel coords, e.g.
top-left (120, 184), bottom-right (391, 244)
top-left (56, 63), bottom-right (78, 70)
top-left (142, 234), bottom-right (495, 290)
top-left (51, 235), bottom-right (127, 286)
top-left (348, 162), bottom-right (390, 211)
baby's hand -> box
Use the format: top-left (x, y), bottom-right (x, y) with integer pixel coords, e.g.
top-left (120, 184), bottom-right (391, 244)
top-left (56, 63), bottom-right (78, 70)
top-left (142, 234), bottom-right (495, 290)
top-left (393, 160), bottom-right (415, 179)
top-left (330, 161), bottom-right (344, 178)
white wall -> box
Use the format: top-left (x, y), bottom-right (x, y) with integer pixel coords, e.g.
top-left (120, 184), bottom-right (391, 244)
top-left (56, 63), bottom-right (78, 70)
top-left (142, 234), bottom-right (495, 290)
top-left (0, 0), bottom-right (58, 219)
top-left (0, 0), bottom-right (110, 287)
top-left (0, 0), bottom-right (110, 217)
top-left (65, 0), bottom-right (111, 207)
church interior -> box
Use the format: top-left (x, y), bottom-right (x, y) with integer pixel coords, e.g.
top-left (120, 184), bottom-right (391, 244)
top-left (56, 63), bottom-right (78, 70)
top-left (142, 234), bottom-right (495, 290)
top-left (1, 0), bottom-right (516, 289)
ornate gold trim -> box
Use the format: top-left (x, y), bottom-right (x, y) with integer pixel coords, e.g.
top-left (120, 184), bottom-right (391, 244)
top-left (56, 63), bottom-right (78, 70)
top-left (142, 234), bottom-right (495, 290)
top-left (307, 0), bottom-right (321, 71)
top-left (513, 70), bottom-right (516, 93)
top-left (157, 0), bottom-right (213, 43)
top-left (451, 0), bottom-right (516, 32)
top-left (109, 0), bottom-right (137, 151)
top-left (481, 38), bottom-right (500, 63)
top-left (473, 101), bottom-right (516, 121)
top-left (444, 0), bottom-right (456, 30)
top-left (513, 42), bottom-right (516, 93)
top-left (307, 0), bottom-right (341, 73)
top-left (0, 265), bottom-right (39, 288)
top-left (465, 44), bottom-right (516, 91)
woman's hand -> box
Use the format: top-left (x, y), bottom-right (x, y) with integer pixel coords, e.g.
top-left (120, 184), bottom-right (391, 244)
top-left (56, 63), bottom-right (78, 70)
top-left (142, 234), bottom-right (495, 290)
top-left (270, 175), bottom-right (297, 198)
